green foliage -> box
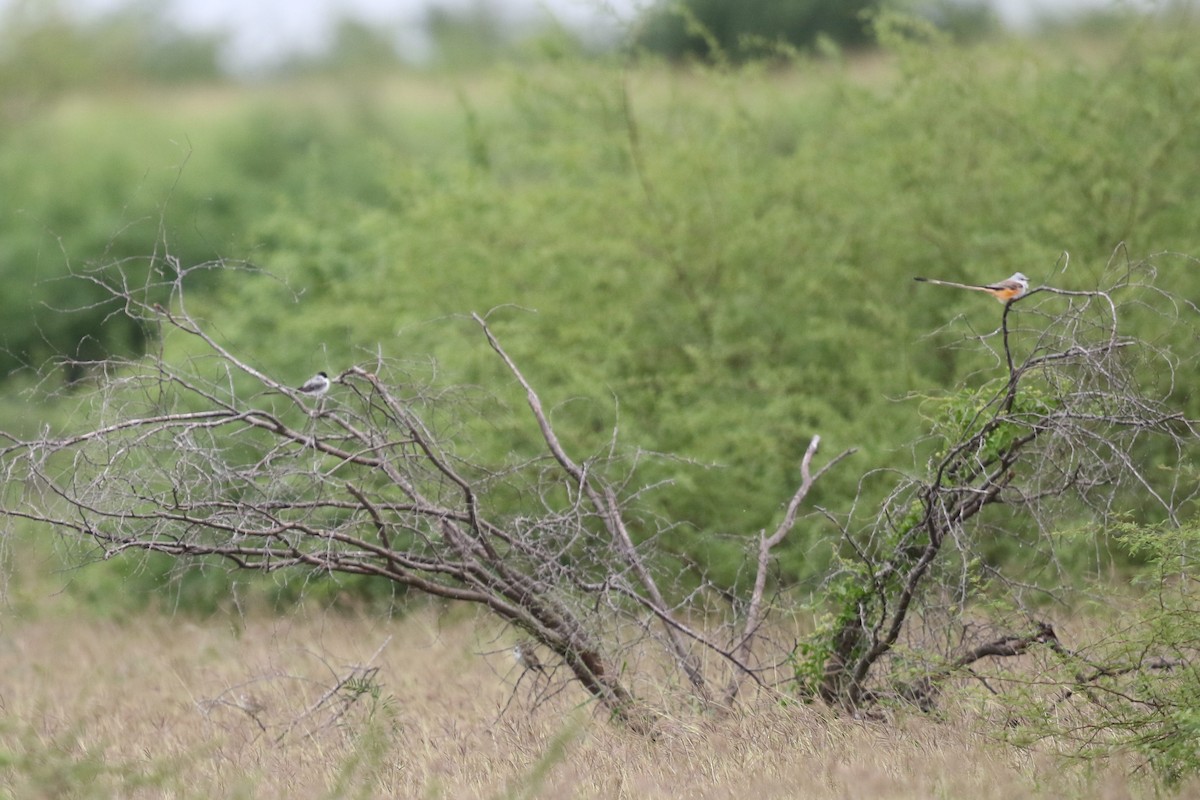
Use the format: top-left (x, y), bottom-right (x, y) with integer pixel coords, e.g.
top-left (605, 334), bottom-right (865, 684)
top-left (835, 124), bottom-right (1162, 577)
top-left (425, 2), bottom-right (515, 70)
top-left (789, 634), bottom-right (832, 699)
top-left (791, 576), bottom-right (872, 696)
top-left (0, 0), bottom-right (223, 102)
top-left (635, 0), bottom-right (881, 62)
top-left (0, 84), bottom-right (412, 379)
top-left (6, 13), bottom-right (1200, 609)
top-left (923, 381), bottom-right (1060, 468)
top-left (913, 1), bottom-right (1001, 42)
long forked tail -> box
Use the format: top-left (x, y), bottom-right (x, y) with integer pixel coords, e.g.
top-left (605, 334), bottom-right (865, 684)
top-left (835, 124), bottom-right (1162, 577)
top-left (913, 276), bottom-right (990, 292)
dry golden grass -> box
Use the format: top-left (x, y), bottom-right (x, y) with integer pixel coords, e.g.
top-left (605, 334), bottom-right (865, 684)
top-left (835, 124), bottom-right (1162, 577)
top-left (0, 597), bottom-right (1187, 799)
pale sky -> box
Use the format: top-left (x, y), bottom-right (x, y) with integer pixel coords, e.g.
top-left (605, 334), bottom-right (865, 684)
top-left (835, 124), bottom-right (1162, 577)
top-left (12, 0), bottom-right (1159, 70)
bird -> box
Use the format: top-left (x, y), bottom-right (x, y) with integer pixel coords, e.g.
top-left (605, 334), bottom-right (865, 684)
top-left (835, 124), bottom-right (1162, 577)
top-left (512, 642), bottom-right (545, 673)
top-left (296, 371), bottom-right (330, 397)
top-left (913, 272), bottom-right (1029, 303)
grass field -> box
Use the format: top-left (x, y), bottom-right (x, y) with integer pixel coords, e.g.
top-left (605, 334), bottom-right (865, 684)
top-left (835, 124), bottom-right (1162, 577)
top-left (0, 592), bottom-right (1186, 799)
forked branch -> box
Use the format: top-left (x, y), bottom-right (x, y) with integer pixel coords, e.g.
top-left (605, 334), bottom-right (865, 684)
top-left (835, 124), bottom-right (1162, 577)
top-left (722, 436), bottom-right (855, 706)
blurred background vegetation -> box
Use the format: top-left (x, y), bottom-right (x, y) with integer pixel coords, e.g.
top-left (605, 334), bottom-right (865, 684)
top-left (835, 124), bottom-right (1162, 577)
top-left (2, 0), bottom-right (1198, 613)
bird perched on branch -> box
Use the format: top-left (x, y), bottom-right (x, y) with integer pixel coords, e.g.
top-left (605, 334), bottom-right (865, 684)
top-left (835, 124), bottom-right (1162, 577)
top-left (913, 272), bottom-right (1029, 303)
top-left (297, 371), bottom-right (330, 398)
top-left (512, 642), bottom-right (545, 673)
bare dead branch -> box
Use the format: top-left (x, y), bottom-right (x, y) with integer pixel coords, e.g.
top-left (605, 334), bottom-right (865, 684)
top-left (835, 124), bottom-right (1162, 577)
top-left (475, 311), bottom-right (714, 702)
top-left (721, 437), bottom-right (856, 706)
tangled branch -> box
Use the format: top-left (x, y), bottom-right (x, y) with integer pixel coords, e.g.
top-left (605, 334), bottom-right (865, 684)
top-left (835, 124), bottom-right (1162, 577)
top-left (0, 257), bottom-right (846, 727)
top-left (814, 253), bottom-right (1200, 711)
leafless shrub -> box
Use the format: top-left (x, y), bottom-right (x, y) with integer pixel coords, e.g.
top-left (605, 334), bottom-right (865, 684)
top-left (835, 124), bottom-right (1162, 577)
top-left (0, 257), bottom-right (848, 730)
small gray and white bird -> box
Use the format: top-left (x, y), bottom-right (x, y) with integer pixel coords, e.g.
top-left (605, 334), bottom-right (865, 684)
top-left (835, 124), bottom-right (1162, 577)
top-left (297, 371), bottom-right (330, 397)
top-left (512, 642), bottom-right (545, 673)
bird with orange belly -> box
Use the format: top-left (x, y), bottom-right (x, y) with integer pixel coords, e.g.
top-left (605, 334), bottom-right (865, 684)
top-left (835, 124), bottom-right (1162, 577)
top-left (913, 272), bottom-right (1029, 303)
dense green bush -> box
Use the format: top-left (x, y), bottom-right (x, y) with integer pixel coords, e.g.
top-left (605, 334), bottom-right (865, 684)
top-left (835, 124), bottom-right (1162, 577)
top-left (5, 13), bottom-right (1200, 600)
top-left (204, 17), bottom-right (1200, 586)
